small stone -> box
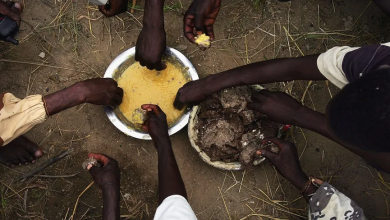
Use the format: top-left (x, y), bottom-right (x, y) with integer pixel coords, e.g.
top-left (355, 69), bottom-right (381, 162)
top-left (39, 52), bottom-right (46, 59)
top-left (59, 76), bottom-right (68, 82)
top-left (82, 158), bottom-right (101, 170)
top-left (343, 16), bottom-right (354, 30)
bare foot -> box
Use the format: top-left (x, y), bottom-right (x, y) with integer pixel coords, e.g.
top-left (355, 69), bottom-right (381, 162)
top-left (0, 136), bottom-right (43, 166)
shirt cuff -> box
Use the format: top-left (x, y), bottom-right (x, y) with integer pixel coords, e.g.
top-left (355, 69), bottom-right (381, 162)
top-left (317, 46), bottom-right (358, 89)
top-left (0, 93), bottom-right (47, 146)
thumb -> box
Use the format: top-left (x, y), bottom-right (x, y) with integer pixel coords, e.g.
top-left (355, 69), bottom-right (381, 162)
top-left (88, 165), bottom-right (101, 178)
top-left (257, 148), bottom-right (276, 162)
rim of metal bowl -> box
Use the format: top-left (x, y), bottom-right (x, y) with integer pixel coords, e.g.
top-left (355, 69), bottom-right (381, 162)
top-left (103, 47), bottom-right (199, 140)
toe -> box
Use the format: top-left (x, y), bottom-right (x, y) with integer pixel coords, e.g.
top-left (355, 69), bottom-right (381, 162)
top-left (23, 153), bottom-right (34, 163)
top-left (34, 148), bottom-right (43, 158)
top-left (10, 158), bottom-right (19, 166)
top-left (18, 156), bottom-right (27, 165)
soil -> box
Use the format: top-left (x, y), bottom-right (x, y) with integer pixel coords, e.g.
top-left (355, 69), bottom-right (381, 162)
top-left (195, 86), bottom-right (279, 165)
top-left (0, 0), bottom-right (390, 219)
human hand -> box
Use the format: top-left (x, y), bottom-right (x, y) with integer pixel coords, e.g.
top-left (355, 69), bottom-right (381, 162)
top-left (0, 1), bottom-right (23, 26)
top-left (88, 153), bottom-right (120, 190)
top-left (135, 26), bottom-right (166, 70)
top-left (247, 90), bottom-right (303, 125)
top-left (184, 0), bottom-right (221, 44)
top-left (99, 0), bottom-right (129, 17)
top-left (141, 104), bottom-right (170, 146)
top-left (174, 79), bottom-right (211, 110)
top-left (256, 138), bottom-right (308, 190)
top-left (76, 78), bottom-right (123, 106)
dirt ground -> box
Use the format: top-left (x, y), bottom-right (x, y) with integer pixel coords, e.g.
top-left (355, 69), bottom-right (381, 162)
top-left (1, 0), bottom-right (390, 219)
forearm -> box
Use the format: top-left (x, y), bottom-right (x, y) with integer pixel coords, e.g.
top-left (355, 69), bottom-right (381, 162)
top-left (143, 0), bottom-right (165, 27)
top-left (203, 55), bottom-right (325, 95)
top-left (43, 83), bottom-right (84, 116)
top-left (102, 185), bottom-right (120, 220)
top-left (293, 106), bottom-right (332, 140)
top-left (373, 0), bottom-right (390, 17)
top-left (156, 138), bottom-right (187, 204)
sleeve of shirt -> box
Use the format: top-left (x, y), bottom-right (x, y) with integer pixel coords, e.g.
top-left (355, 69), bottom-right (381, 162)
top-left (309, 182), bottom-right (366, 220)
top-left (317, 46), bottom-right (359, 89)
top-left (154, 195), bottom-right (197, 220)
top-left (0, 93), bottom-right (47, 146)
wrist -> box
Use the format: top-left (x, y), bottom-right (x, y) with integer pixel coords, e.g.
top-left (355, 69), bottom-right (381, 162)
top-left (154, 136), bottom-right (171, 149)
top-left (289, 171), bottom-right (309, 190)
top-left (292, 105), bottom-right (312, 126)
top-left (72, 82), bottom-right (89, 104)
top-left (143, 0), bottom-right (164, 27)
top-left (102, 182), bottom-right (120, 191)
top-left (204, 73), bottom-right (227, 94)
top-left (102, 183), bottom-right (120, 220)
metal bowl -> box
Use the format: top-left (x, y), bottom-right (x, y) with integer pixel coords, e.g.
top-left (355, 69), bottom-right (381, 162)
top-left (103, 47), bottom-right (199, 140)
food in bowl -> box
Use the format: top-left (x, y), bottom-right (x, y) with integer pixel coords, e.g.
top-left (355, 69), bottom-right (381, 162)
top-left (118, 62), bottom-right (190, 127)
top-left (194, 86), bottom-right (279, 167)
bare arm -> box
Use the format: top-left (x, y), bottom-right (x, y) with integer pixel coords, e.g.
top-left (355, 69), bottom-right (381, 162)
top-left (156, 137), bottom-right (187, 204)
top-left (135, 0), bottom-right (166, 70)
top-left (141, 105), bottom-right (187, 204)
top-left (44, 78), bottom-right (123, 116)
top-left (174, 55), bottom-right (326, 109)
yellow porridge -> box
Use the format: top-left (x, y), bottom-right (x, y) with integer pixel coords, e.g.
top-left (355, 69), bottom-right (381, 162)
top-left (118, 62), bottom-right (189, 127)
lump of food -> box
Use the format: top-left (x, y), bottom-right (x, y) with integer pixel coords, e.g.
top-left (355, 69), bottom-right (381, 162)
top-left (195, 33), bottom-right (210, 49)
top-left (118, 62), bottom-right (189, 127)
top-left (195, 86), bottom-right (279, 167)
top-left (82, 158), bottom-right (101, 170)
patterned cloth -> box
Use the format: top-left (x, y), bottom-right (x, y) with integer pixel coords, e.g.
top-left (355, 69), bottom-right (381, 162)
top-left (309, 182), bottom-right (366, 220)
top-left (0, 93), bottom-right (47, 146)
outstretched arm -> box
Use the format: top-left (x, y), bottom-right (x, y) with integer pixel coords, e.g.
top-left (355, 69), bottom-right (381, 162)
top-left (44, 78), bottom-right (123, 116)
top-left (135, 0), bottom-right (166, 70)
top-left (174, 55), bottom-right (326, 109)
top-left (141, 104), bottom-right (187, 203)
top-left (247, 90), bottom-right (390, 173)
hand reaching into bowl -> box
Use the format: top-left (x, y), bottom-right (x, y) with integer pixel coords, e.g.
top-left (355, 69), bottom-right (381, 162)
top-left (44, 78), bottom-right (123, 115)
top-left (135, 0), bottom-right (166, 70)
top-left (256, 138), bottom-right (309, 190)
top-left (141, 104), bottom-right (170, 147)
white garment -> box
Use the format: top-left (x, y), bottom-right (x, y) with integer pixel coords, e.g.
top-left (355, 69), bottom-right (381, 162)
top-left (88, 0), bottom-right (108, 5)
top-left (317, 42), bottom-right (390, 89)
top-left (317, 46), bottom-right (359, 88)
top-left (154, 195), bottom-right (197, 220)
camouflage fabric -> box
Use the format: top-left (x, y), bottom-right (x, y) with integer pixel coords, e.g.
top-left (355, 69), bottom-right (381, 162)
top-left (309, 182), bottom-right (366, 220)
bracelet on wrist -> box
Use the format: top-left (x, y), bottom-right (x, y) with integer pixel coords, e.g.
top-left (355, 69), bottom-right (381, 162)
top-left (301, 176), bottom-right (323, 201)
